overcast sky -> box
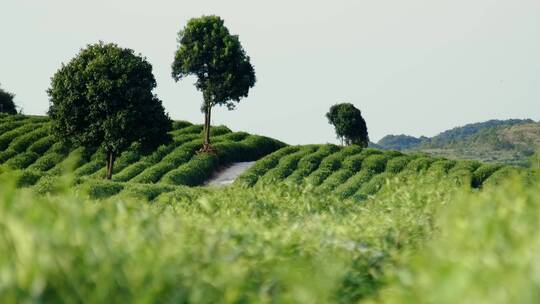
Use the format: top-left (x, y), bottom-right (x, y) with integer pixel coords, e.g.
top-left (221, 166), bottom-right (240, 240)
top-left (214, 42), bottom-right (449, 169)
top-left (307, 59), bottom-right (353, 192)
top-left (1, 0), bottom-right (539, 144)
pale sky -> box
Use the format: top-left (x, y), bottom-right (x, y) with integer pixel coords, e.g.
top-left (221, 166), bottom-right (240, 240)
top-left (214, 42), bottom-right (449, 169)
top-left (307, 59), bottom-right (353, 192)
top-left (1, 0), bottom-right (539, 144)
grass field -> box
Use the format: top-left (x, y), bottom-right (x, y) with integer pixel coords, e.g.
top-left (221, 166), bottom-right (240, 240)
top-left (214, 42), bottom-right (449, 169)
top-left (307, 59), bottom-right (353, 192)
top-left (0, 114), bottom-right (538, 303)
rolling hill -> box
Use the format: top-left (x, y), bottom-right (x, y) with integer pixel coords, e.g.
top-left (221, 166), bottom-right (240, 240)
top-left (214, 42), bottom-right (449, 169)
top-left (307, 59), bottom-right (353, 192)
top-left (374, 119), bottom-right (540, 166)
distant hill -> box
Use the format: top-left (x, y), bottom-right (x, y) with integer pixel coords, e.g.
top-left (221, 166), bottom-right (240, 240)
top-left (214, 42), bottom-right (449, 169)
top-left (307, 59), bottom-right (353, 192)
top-left (375, 119), bottom-right (539, 166)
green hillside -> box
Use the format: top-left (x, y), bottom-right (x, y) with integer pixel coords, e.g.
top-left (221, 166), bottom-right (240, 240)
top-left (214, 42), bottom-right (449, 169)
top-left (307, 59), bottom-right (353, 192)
top-left (375, 119), bottom-right (539, 166)
top-left (0, 114), bottom-right (284, 196)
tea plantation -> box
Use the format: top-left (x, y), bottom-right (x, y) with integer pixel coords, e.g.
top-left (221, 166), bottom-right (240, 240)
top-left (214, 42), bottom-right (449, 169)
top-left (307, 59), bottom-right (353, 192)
top-left (0, 113), bottom-right (538, 303)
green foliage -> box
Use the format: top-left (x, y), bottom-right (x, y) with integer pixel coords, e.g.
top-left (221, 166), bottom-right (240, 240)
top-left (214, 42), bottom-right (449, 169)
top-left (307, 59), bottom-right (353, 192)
top-left (0, 170), bottom-right (463, 303)
top-left (471, 163), bottom-right (503, 188)
top-left (81, 180), bottom-right (125, 200)
top-left (307, 146), bottom-right (363, 186)
top-left (385, 155), bottom-right (415, 174)
top-left (0, 122), bottom-right (44, 150)
top-left (172, 15), bottom-right (256, 111)
top-left (0, 85), bottom-right (17, 114)
top-left (405, 156), bottom-right (436, 172)
top-left (27, 135), bottom-right (56, 155)
top-left (259, 146), bottom-right (318, 184)
top-left (326, 103), bottom-right (369, 147)
top-left (286, 145), bottom-right (341, 183)
top-left (48, 42), bottom-right (172, 178)
top-left (161, 153), bottom-right (219, 186)
top-left (172, 15), bottom-right (256, 146)
top-left (235, 146), bottom-right (300, 187)
top-left (4, 152), bottom-right (39, 169)
top-left (374, 175), bottom-right (540, 304)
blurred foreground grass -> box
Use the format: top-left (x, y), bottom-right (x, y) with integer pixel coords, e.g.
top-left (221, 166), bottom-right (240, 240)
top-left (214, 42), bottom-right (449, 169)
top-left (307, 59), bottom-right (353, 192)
top-left (0, 168), bottom-right (538, 303)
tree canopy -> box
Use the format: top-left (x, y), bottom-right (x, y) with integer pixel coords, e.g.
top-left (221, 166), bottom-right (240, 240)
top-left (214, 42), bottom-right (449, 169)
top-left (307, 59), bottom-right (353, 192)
top-left (48, 42), bottom-right (172, 179)
top-left (172, 15), bottom-right (256, 151)
top-left (0, 85), bottom-right (17, 114)
top-left (326, 103), bottom-right (369, 147)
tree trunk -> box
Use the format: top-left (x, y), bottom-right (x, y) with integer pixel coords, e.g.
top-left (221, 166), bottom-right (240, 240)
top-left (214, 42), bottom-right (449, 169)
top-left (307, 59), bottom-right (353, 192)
top-left (204, 105), bottom-right (212, 146)
top-left (106, 150), bottom-right (116, 180)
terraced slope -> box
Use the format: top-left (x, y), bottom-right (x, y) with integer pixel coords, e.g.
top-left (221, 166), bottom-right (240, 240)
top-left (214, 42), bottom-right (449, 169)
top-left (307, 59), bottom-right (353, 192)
top-left (236, 144), bottom-right (516, 200)
top-left (0, 115), bottom-right (285, 198)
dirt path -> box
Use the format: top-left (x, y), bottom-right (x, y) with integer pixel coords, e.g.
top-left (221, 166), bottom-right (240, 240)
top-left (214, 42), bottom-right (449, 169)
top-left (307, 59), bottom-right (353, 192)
top-left (205, 161), bottom-right (255, 187)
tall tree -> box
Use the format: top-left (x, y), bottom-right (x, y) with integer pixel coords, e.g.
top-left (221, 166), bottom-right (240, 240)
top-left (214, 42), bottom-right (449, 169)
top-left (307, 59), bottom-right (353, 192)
top-left (48, 42), bottom-right (172, 179)
top-left (172, 15), bottom-right (256, 152)
top-left (326, 103), bottom-right (369, 147)
top-left (0, 85), bottom-right (17, 114)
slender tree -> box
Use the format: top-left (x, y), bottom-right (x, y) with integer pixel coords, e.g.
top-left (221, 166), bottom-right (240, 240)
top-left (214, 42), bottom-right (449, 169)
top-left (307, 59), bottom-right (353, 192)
top-left (326, 103), bottom-right (369, 147)
top-left (48, 42), bottom-right (172, 179)
top-left (0, 85), bottom-right (17, 114)
top-left (172, 15), bottom-right (256, 152)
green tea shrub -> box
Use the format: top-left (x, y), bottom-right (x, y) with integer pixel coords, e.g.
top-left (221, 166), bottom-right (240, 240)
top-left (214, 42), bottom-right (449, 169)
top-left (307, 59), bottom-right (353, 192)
top-left (27, 136), bottom-right (56, 155)
top-left (374, 176), bottom-right (540, 304)
top-left (0, 123), bottom-right (44, 150)
top-left (235, 146), bottom-right (300, 187)
top-left (449, 160), bottom-right (482, 174)
top-left (171, 124), bottom-right (203, 136)
top-left (355, 172), bottom-right (393, 199)
top-left (259, 146), bottom-right (318, 183)
top-left (172, 120), bottom-right (193, 130)
top-left (386, 155), bottom-right (415, 174)
top-left (33, 175), bottom-right (63, 195)
top-left (361, 154), bottom-right (388, 173)
top-left (9, 126), bottom-right (49, 152)
top-left (318, 170), bottom-right (355, 192)
top-left (0, 148), bottom-right (17, 163)
top-left (213, 141), bottom-right (248, 164)
top-left (483, 166), bottom-right (524, 188)
top-left (239, 135), bottom-right (286, 160)
top-left (209, 125), bottom-right (232, 136)
top-left (0, 120), bottom-right (26, 134)
top-left (342, 153), bottom-right (367, 172)
top-left (406, 157), bottom-right (436, 172)
top-left (14, 169), bottom-right (43, 187)
top-left (5, 152), bottom-right (39, 169)
top-left (471, 163), bottom-right (503, 188)
top-left (306, 147), bottom-right (362, 186)
top-left (428, 159), bottom-right (457, 175)
top-left (113, 162), bottom-right (150, 182)
top-left (286, 145), bottom-right (341, 183)
top-left (448, 169), bottom-right (473, 187)
top-left (119, 183), bottom-right (176, 201)
top-left (28, 153), bottom-right (65, 171)
top-left (335, 169), bottom-right (375, 198)
top-left (317, 153), bottom-right (367, 191)
top-left (162, 153), bottom-right (219, 186)
top-left (82, 180), bottom-right (125, 199)
top-left (74, 158), bottom-right (107, 177)
top-left (220, 131), bottom-right (250, 142)
top-left (26, 116), bottom-right (49, 123)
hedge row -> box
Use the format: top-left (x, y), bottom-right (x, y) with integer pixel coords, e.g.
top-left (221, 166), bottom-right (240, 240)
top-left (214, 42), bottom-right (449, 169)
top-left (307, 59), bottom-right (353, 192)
top-left (9, 125), bottom-right (50, 153)
top-left (161, 153), bottom-right (219, 186)
top-left (285, 145), bottom-right (340, 184)
top-left (0, 122), bottom-right (45, 151)
top-left (306, 146), bottom-right (363, 186)
top-left (258, 146), bottom-right (319, 184)
top-left (235, 146), bottom-right (301, 187)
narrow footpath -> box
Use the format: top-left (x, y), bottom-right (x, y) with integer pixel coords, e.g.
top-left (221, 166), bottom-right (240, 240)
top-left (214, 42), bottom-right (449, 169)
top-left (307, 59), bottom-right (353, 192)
top-left (204, 161), bottom-right (255, 187)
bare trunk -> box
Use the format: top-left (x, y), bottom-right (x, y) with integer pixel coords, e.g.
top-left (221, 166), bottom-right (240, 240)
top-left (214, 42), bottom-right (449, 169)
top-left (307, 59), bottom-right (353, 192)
top-left (106, 151), bottom-right (116, 180)
top-left (204, 105), bottom-right (212, 146)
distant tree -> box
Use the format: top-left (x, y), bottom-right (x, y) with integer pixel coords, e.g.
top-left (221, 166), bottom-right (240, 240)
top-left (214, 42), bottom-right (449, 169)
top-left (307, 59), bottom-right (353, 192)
top-left (0, 85), bottom-right (17, 114)
top-left (172, 15), bottom-right (256, 152)
top-left (48, 42), bottom-right (172, 179)
top-left (326, 103), bottom-right (369, 147)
